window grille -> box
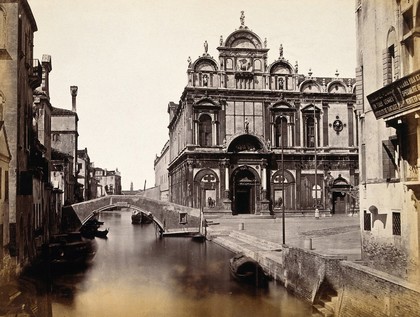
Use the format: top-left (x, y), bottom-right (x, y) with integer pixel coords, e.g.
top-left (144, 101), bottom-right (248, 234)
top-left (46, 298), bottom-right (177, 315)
top-left (392, 212), bottom-right (401, 236)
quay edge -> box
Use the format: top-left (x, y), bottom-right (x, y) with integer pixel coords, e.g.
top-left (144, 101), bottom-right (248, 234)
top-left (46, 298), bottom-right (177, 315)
top-left (208, 231), bottom-right (420, 316)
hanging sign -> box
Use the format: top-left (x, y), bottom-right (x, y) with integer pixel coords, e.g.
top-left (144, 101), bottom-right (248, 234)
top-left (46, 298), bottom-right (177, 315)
top-left (367, 69), bottom-right (420, 120)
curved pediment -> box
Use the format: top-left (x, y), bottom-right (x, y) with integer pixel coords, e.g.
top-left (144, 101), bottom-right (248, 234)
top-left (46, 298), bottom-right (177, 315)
top-left (225, 30), bottom-right (263, 50)
top-left (327, 80), bottom-right (347, 93)
top-left (268, 60), bottom-right (294, 75)
top-left (227, 134), bottom-right (266, 153)
top-left (299, 79), bottom-right (321, 93)
top-left (192, 57), bottom-right (219, 72)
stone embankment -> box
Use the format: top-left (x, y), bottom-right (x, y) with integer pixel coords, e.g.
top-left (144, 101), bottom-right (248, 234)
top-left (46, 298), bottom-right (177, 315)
top-left (206, 215), bottom-right (420, 317)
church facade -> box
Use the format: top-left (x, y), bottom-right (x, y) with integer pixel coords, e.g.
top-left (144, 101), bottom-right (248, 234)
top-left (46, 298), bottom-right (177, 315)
top-left (167, 14), bottom-right (358, 215)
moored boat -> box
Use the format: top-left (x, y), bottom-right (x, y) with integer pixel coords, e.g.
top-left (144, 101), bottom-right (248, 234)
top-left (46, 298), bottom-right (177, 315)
top-left (94, 228), bottom-right (109, 238)
top-left (131, 210), bottom-right (153, 224)
top-left (46, 232), bottom-right (96, 269)
top-left (229, 253), bottom-right (268, 287)
top-left (131, 210), bottom-right (142, 224)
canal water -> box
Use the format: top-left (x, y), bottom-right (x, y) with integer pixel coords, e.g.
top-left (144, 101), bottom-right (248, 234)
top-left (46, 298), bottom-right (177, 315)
top-left (46, 209), bottom-right (312, 317)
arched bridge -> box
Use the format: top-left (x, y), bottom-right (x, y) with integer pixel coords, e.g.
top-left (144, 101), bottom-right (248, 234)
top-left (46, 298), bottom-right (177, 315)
top-left (61, 195), bottom-right (201, 235)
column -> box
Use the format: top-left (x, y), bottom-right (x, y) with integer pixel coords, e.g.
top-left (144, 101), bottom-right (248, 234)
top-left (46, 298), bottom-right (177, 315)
top-left (319, 109), bottom-right (324, 148)
top-left (271, 114), bottom-right (275, 145)
top-left (300, 111), bottom-right (304, 147)
top-left (288, 122), bottom-right (293, 147)
top-left (212, 120), bottom-right (217, 146)
top-left (260, 159), bottom-right (270, 214)
top-left (222, 159), bottom-right (231, 211)
top-left (186, 159), bottom-right (194, 207)
top-left (194, 120), bottom-right (199, 145)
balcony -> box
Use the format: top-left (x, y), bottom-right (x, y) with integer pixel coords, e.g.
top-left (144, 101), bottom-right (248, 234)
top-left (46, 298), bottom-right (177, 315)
top-left (29, 59), bottom-right (42, 89)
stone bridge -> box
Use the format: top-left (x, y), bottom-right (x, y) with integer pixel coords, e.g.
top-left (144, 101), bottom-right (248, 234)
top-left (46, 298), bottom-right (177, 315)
top-left (61, 195), bottom-right (201, 235)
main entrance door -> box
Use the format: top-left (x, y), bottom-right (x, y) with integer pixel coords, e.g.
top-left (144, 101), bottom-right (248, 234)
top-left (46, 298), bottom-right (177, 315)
top-left (235, 187), bottom-right (252, 214)
top-left (232, 168), bottom-right (258, 215)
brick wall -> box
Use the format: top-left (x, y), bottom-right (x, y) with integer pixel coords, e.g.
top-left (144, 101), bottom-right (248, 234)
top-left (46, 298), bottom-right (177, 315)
top-left (338, 261), bottom-right (420, 317)
top-left (260, 246), bottom-right (420, 316)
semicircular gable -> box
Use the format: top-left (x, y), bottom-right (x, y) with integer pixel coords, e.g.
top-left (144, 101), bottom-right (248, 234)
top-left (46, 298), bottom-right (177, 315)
top-left (327, 81), bottom-right (347, 93)
top-left (193, 57), bottom-right (218, 72)
top-left (269, 61), bottom-right (293, 75)
top-left (225, 30), bottom-right (263, 49)
top-left (300, 79), bottom-right (321, 93)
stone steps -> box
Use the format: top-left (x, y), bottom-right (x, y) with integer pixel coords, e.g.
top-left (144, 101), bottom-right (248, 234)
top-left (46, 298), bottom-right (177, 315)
top-left (230, 231), bottom-right (282, 251)
top-left (312, 288), bottom-right (338, 317)
top-left (210, 230), bottom-right (282, 257)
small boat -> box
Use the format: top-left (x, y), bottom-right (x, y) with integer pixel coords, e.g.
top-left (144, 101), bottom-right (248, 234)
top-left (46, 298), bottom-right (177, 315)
top-left (229, 253), bottom-right (268, 287)
top-left (141, 213), bottom-right (153, 224)
top-left (46, 232), bottom-right (96, 268)
top-left (131, 210), bottom-right (153, 224)
top-left (131, 211), bottom-right (142, 224)
top-left (94, 228), bottom-right (109, 238)
top-left (191, 233), bottom-right (206, 242)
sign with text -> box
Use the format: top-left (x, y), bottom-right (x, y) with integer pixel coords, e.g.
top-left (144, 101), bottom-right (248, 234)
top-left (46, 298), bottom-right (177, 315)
top-left (367, 69), bottom-right (420, 120)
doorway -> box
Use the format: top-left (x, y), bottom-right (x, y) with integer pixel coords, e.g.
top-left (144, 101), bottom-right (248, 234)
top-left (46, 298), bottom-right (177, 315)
top-left (232, 168), bottom-right (258, 215)
top-left (235, 187), bottom-right (252, 214)
top-left (333, 191), bottom-right (346, 214)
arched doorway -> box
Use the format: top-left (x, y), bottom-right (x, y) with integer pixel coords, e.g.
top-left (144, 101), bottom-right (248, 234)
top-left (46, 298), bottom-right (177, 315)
top-left (271, 169), bottom-right (296, 211)
top-left (193, 169), bottom-right (219, 208)
top-left (231, 166), bottom-right (260, 215)
top-left (330, 175), bottom-right (351, 214)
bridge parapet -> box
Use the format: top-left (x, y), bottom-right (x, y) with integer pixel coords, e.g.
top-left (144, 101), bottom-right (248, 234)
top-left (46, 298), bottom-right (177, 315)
top-left (62, 195), bottom-right (200, 233)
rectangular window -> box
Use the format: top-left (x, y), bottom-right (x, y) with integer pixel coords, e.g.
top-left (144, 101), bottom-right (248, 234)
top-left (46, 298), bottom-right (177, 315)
top-left (382, 139), bottom-right (397, 180)
top-left (5, 171), bottom-right (8, 200)
top-left (392, 212), bottom-right (401, 236)
top-left (363, 210), bottom-right (371, 231)
top-left (179, 212), bottom-right (187, 224)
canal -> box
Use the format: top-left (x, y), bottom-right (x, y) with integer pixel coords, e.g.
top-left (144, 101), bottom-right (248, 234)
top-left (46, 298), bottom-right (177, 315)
top-left (41, 209), bottom-right (312, 316)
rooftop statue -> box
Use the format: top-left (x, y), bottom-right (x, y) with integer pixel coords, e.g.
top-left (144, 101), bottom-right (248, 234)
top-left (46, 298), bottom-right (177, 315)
top-left (240, 11), bottom-right (245, 27)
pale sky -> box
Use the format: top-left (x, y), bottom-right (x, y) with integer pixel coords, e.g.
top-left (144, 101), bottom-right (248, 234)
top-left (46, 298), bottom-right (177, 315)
top-left (28, 0), bottom-right (356, 190)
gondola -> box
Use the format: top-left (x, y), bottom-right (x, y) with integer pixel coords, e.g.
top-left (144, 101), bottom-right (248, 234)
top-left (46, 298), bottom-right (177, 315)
top-left (131, 210), bottom-right (153, 224)
top-left (94, 228), bottom-right (109, 238)
top-left (229, 253), bottom-right (268, 287)
top-left (131, 211), bottom-right (142, 224)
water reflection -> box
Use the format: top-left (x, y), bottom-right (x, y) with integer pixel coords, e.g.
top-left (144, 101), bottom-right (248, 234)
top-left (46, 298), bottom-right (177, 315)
top-left (31, 209), bottom-right (312, 316)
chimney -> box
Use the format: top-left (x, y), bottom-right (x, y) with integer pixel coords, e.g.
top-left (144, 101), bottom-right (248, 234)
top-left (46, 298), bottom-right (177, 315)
top-left (41, 54), bottom-right (52, 96)
top-left (70, 86), bottom-right (78, 112)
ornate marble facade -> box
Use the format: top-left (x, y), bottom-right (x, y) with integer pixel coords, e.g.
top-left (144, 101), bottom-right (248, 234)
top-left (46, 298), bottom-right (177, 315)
top-left (167, 13), bottom-right (358, 215)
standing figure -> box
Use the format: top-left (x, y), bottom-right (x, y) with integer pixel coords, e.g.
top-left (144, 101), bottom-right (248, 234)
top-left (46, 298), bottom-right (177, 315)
top-left (244, 118), bottom-right (249, 133)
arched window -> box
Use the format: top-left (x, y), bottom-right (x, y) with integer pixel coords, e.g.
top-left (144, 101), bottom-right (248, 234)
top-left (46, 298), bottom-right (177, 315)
top-left (306, 117), bottom-right (315, 147)
top-left (275, 116), bottom-right (288, 148)
top-left (199, 114), bottom-right (212, 147)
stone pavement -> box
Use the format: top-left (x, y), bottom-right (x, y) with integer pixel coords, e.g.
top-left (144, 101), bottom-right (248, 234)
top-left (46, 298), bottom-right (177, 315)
top-left (205, 213), bottom-right (361, 261)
